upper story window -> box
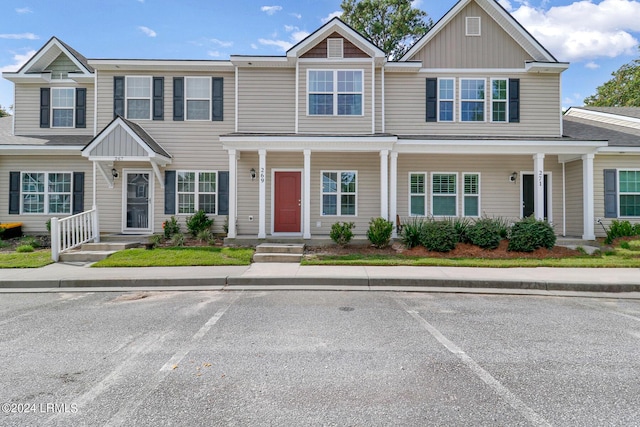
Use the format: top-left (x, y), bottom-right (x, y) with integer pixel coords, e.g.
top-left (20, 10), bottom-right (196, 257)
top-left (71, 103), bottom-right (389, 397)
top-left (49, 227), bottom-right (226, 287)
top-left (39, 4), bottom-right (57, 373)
top-left (51, 88), bottom-right (74, 128)
top-left (308, 70), bottom-right (363, 116)
top-left (491, 79), bottom-right (508, 122)
top-left (460, 79), bottom-right (485, 122)
top-left (126, 76), bottom-right (152, 120)
top-left (438, 79), bottom-right (454, 122)
top-left (185, 77), bottom-right (211, 121)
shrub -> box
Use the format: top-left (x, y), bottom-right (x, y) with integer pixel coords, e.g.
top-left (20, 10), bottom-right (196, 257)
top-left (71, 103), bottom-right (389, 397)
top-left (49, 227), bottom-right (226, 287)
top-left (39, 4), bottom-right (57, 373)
top-left (330, 222), bottom-right (355, 247)
top-left (508, 217), bottom-right (556, 252)
top-left (20, 236), bottom-right (40, 249)
top-left (16, 245), bottom-right (34, 253)
top-left (366, 217), bottom-right (393, 248)
top-left (46, 219), bottom-right (51, 233)
top-left (163, 216), bottom-right (181, 239)
top-left (171, 233), bottom-right (185, 247)
top-left (185, 210), bottom-right (213, 237)
top-left (467, 217), bottom-right (503, 249)
top-left (400, 218), bottom-right (424, 249)
top-left (197, 229), bottom-right (214, 244)
top-left (605, 220), bottom-right (640, 244)
top-left (447, 217), bottom-right (472, 243)
top-left (420, 220), bottom-right (457, 252)
top-left (148, 234), bottom-right (164, 249)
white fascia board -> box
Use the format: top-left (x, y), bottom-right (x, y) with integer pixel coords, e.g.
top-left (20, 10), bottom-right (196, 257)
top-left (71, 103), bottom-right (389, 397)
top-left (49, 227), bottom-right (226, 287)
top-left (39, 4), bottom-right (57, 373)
top-left (88, 59), bottom-right (234, 72)
top-left (221, 135), bottom-right (396, 152)
top-left (395, 139), bottom-right (606, 155)
top-left (0, 145), bottom-right (83, 155)
top-left (384, 62), bottom-right (423, 72)
top-left (597, 147), bottom-right (640, 154)
top-left (230, 56), bottom-right (291, 67)
top-left (86, 155), bottom-right (156, 162)
top-left (68, 73), bottom-right (95, 83)
top-left (418, 68), bottom-right (528, 74)
top-left (525, 62), bottom-right (569, 73)
top-left (2, 72), bottom-right (52, 83)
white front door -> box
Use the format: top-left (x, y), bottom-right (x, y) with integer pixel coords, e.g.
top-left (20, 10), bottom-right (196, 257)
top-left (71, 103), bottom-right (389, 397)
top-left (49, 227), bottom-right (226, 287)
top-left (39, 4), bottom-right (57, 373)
top-left (123, 170), bottom-right (153, 233)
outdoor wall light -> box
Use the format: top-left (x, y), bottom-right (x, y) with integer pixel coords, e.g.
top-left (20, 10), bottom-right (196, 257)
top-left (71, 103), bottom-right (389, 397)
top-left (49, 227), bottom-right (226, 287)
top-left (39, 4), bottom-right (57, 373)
top-left (509, 172), bottom-right (517, 182)
top-left (250, 168), bottom-right (256, 181)
top-left (112, 168), bottom-right (119, 179)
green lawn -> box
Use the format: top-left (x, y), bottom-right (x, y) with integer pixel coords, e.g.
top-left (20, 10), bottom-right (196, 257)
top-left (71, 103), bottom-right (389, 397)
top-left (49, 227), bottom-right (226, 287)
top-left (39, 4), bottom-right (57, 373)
top-left (0, 250), bottom-right (53, 268)
top-left (92, 247), bottom-right (254, 267)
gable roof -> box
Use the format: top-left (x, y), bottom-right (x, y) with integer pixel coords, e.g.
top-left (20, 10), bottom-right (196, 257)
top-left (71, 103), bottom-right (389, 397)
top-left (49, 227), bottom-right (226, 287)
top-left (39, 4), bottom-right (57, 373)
top-left (400, 0), bottom-right (557, 63)
top-left (577, 107), bottom-right (640, 120)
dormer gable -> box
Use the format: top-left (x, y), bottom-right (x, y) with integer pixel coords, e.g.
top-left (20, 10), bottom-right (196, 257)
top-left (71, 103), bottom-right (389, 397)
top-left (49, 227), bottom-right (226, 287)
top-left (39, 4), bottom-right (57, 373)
top-left (3, 37), bottom-right (94, 83)
top-left (301, 32), bottom-right (370, 59)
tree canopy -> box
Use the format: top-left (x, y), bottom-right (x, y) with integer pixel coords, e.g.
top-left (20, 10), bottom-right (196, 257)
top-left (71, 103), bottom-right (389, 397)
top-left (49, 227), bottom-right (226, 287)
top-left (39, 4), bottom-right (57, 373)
top-left (340, 0), bottom-right (433, 60)
top-left (0, 105), bottom-right (10, 118)
top-left (584, 48), bottom-right (640, 107)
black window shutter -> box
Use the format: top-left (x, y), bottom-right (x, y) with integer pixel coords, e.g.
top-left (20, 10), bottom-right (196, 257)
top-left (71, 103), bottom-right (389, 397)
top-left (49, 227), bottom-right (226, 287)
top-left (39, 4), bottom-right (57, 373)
top-left (212, 77), bottom-right (223, 121)
top-left (73, 172), bottom-right (85, 214)
top-left (75, 88), bottom-right (87, 128)
top-left (173, 77), bottom-right (184, 121)
top-left (164, 170), bottom-right (176, 214)
top-left (40, 88), bottom-right (50, 128)
top-left (114, 76), bottom-right (125, 118)
top-left (9, 172), bottom-right (20, 214)
top-left (509, 79), bottom-right (520, 123)
top-left (425, 78), bottom-right (437, 122)
top-left (153, 77), bottom-right (164, 120)
top-left (604, 169), bottom-right (618, 218)
top-left (218, 171), bottom-right (229, 215)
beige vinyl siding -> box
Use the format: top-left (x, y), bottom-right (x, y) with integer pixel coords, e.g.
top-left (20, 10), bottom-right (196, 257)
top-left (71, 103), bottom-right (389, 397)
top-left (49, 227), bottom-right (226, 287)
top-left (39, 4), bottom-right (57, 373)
top-left (408, 1), bottom-right (533, 68)
top-left (237, 68), bottom-right (295, 133)
top-left (0, 155), bottom-right (93, 233)
top-left (298, 62), bottom-right (373, 134)
top-left (593, 154), bottom-right (640, 237)
top-left (385, 72), bottom-right (561, 136)
top-left (564, 159), bottom-right (583, 237)
top-left (396, 154), bottom-right (564, 231)
top-left (13, 83), bottom-right (95, 136)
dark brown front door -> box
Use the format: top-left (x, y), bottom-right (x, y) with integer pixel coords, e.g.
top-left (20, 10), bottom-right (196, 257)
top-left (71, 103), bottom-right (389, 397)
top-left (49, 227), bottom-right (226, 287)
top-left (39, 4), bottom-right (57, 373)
top-left (274, 171), bottom-right (301, 233)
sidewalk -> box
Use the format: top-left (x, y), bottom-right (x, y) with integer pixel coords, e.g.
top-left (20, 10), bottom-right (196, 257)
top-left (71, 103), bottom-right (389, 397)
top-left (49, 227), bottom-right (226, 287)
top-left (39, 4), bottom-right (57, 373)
top-left (1, 262), bottom-right (640, 297)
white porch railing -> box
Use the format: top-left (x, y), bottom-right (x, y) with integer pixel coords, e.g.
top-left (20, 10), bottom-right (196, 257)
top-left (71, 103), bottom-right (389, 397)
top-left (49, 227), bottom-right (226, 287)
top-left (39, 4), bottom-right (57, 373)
top-left (51, 209), bottom-right (100, 262)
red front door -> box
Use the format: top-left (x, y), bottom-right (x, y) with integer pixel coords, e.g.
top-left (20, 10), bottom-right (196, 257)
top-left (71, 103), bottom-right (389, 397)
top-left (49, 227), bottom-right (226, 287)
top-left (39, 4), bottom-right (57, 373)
top-left (274, 171), bottom-right (301, 233)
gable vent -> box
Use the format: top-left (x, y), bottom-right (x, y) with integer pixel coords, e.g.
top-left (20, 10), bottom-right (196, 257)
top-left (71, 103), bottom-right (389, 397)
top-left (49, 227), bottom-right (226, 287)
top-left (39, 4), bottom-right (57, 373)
top-left (327, 38), bottom-right (344, 59)
top-left (466, 17), bottom-right (481, 36)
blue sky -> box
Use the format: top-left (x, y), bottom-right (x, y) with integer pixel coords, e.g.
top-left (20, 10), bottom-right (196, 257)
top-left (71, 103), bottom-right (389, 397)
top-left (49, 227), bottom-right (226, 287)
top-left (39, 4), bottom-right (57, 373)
top-left (1, 0), bottom-right (640, 113)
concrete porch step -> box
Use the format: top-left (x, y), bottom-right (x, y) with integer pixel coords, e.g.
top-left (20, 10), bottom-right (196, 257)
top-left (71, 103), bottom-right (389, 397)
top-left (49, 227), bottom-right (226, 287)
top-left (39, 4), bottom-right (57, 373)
top-left (255, 243), bottom-right (305, 254)
top-left (253, 253), bottom-right (303, 263)
top-left (81, 242), bottom-right (140, 251)
top-left (59, 250), bottom-right (118, 263)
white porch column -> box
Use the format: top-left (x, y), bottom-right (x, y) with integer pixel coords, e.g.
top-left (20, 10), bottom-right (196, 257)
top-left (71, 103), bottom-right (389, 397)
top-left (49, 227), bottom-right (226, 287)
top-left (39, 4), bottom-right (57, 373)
top-left (227, 149), bottom-right (237, 238)
top-left (303, 149), bottom-right (311, 239)
top-left (380, 150), bottom-right (389, 220)
top-left (390, 152), bottom-right (398, 237)
top-left (92, 161), bottom-right (97, 209)
top-left (258, 149), bottom-right (266, 239)
top-left (582, 153), bottom-right (595, 240)
top-left (533, 153), bottom-right (545, 220)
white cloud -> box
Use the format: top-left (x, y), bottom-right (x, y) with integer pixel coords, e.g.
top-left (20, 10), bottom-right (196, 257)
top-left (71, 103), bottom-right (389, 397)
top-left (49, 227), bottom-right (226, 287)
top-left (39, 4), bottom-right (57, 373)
top-left (497, 0), bottom-right (513, 11)
top-left (208, 51), bottom-right (221, 58)
top-left (138, 26), bottom-right (157, 37)
top-left (321, 11), bottom-right (341, 23)
top-left (284, 25), bottom-right (298, 32)
top-left (15, 7), bottom-right (32, 14)
top-left (511, 0), bottom-right (640, 62)
top-left (411, 0), bottom-right (423, 8)
top-left (0, 33), bottom-right (38, 40)
top-left (258, 25), bottom-right (310, 52)
top-left (258, 38), bottom-right (292, 51)
top-left (290, 31), bottom-right (309, 44)
top-left (0, 50), bottom-right (36, 72)
top-left (290, 13), bottom-right (302, 19)
top-left (209, 38), bottom-right (233, 48)
top-left (261, 5), bottom-right (282, 15)
top-left (251, 43), bottom-right (258, 50)
top-left (585, 61), bottom-right (600, 69)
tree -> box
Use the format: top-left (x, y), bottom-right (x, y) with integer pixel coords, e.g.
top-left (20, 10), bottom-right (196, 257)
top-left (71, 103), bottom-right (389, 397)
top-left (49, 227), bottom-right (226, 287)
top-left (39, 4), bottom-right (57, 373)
top-left (584, 48), bottom-right (640, 107)
top-left (340, 0), bottom-right (433, 60)
top-left (0, 105), bottom-right (10, 117)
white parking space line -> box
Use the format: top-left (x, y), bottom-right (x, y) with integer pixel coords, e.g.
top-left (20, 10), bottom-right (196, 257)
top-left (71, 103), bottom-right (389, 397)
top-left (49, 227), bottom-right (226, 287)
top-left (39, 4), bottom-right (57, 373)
top-left (396, 298), bottom-right (551, 427)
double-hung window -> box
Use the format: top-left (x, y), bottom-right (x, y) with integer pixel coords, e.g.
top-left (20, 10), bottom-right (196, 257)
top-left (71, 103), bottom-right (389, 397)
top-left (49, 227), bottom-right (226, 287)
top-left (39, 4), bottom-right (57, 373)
top-left (463, 173), bottom-right (480, 217)
top-left (491, 79), bottom-right (508, 122)
top-left (438, 79), bottom-right (454, 122)
top-left (185, 77), bottom-right (211, 120)
top-left (322, 171), bottom-right (357, 216)
top-left (177, 171), bottom-right (217, 214)
top-left (619, 170), bottom-right (640, 217)
top-left (432, 173), bottom-right (457, 216)
top-left (460, 79), bottom-right (485, 122)
top-left (51, 88), bottom-right (74, 128)
top-left (309, 70), bottom-right (363, 116)
top-left (21, 172), bottom-right (71, 214)
top-left (409, 173), bottom-right (427, 216)
top-left (126, 76), bottom-right (152, 120)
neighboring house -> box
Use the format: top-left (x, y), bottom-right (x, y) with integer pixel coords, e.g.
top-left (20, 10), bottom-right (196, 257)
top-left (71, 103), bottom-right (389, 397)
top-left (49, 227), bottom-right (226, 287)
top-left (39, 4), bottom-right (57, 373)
top-left (2, 0), bottom-right (631, 246)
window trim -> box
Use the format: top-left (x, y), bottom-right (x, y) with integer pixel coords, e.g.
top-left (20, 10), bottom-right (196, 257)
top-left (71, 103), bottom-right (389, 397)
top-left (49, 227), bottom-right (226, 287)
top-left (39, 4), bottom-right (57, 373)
top-left (175, 170), bottom-right (218, 215)
top-left (437, 78), bottom-right (455, 122)
top-left (459, 78), bottom-right (486, 123)
top-left (50, 87), bottom-right (75, 128)
top-left (408, 172), bottom-right (428, 217)
top-left (307, 69), bottom-right (364, 117)
top-left (490, 78), bottom-right (508, 123)
top-left (184, 76), bottom-right (212, 121)
top-left (618, 168), bottom-right (640, 218)
top-left (20, 171), bottom-right (73, 215)
top-left (125, 75), bottom-right (152, 120)
top-left (462, 172), bottom-right (481, 217)
top-left (320, 170), bottom-right (358, 216)
top-left (431, 172), bottom-right (458, 217)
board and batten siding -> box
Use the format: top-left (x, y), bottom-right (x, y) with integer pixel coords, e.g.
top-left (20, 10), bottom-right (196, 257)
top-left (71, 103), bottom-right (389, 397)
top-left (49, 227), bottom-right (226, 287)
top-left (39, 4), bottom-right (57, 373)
top-left (0, 155), bottom-right (93, 233)
top-left (297, 62), bottom-right (374, 134)
top-left (13, 83), bottom-right (95, 136)
top-left (237, 67), bottom-right (295, 133)
top-left (564, 159), bottom-right (583, 237)
top-left (407, 0), bottom-right (533, 68)
top-left (384, 72), bottom-right (561, 137)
